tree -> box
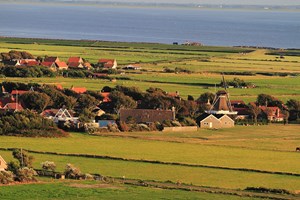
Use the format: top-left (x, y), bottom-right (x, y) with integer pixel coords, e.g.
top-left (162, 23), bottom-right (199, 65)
top-left (115, 85), bottom-right (144, 101)
top-left (12, 149), bottom-right (34, 168)
top-left (257, 94), bottom-right (283, 109)
top-left (248, 104), bottom-right (261, 124)
top-left (287, 99), bottom-right (300, 120)
top-left (77, 94), bottom-right (99, 111)
top-left (20, 92), bottom-right (51, 113)
top-left (108, 91), bottom-right (137, 113)
top-left (282, 110), bottom-right (290, 125)
top-left (197, 92), bottom-right (215, 103)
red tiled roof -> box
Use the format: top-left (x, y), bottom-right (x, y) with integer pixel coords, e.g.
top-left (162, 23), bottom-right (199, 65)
top-left (0, 96), bottom-right (15, 108)
top-left (41, 61), bottom-right (55, 67)
top-left (41, 109), bottom-right (60, 117)
top-left (11, 90), bottom-right (28, 95)
top-left (98, 59), bottom-right (114, 63)
top-left (56, 84), bottom-right (63, 90)
top-left (3, 103), bottom-right (24, 111)
top-left (84, 62), bottom-right (92, 69)
top-left (68, 62), bottom-right (83, 68)
top-left (68, 57), bottom-right (82, 63)
top-left (71, 87), bottom-right (87, 94)
top-left (100, 92), bottom-right (111, 102)
top-left (55, 61), bottom-right (68, 69)
top-left (26, 61), bottom-right (39, 66)
top-left (44, 57), bottom-right (59, 62)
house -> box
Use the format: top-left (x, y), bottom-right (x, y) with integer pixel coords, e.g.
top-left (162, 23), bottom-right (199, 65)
top-left (167, 91), bottom-right (180, 98)
top-left (44, 57), bottom-right (60, 63)
top-left (2, 103), bottom-right (24, 112)
top-left (71, 86), bottom-right (87, 94)
top-left (197, 113), bottom-right (235, 129)
top-left (260, 106), bottom-right (284, 122)
top-left (119, 108), bottom-right (175, 124)
top-left (199, 88), bottom-right (237, 129)
top-left (19, 59), bottom-right (39, 66)
top-left (0, 155), bottom-right (7, 171)
top-left (231, 100), bottom-right (250, 120)
top-left (98, 59), bottom-right (117, 69)
top-left (100, 92), bottom-right (111, 103)
top-left (68, 62), bottom-right (84, 69)
top-left (123, 64), bottom-right (142, 70)
top-left (0, 96), bottom-right (15, 108)
top-left (67, 57), bottom-right (84, 64)
top-left (2, 60), bottom-right (21, 66)
top-left (41, 61), bottom-right (57, 71)
top-left (55, 61), bottom-right (68, 70)
top-left (83, 62), bottom-right (92, 70)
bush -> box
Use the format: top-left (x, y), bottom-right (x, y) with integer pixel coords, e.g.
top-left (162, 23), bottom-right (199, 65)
top-left (16, 167), bottom-right (37, 182)
top-left (41, 161), bottom-right (56, 172)
top-left (64, 164), bottom-right (81, 179)
top-left (0, 171), bottom-right (14, 184)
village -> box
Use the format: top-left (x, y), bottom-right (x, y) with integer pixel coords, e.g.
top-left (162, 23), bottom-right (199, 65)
top-left (0, 50), bottom-right (298, 135)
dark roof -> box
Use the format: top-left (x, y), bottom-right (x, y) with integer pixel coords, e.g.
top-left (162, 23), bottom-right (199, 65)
top-left (44, 57), bottom-right (59, 62)
top-left (120, 109), bottom-right (174, 123)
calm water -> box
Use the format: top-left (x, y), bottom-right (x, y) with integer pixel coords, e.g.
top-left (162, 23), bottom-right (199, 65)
top-left (0, 3), bottom-right (300, 48)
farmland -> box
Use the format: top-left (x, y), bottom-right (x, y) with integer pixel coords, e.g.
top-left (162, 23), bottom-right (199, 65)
top-left (1, 37), bottom-right (300, 102)
top-left (0, 37), bottom-right (300, 199)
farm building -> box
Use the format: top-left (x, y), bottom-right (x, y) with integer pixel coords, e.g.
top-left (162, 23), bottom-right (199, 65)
top-left (119, 108), bottom-right (175, 123)
top-left (98, 59), bottom-right (117, 69)
top-left (0, 155), bottom-right (7, 171)
top-left (198, 89), bottom-right (236, 129)
top-left (197, 113), bottom-right (234, 129)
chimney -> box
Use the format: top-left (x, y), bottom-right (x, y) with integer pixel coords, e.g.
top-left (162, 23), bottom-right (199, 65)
top-left (276, 108), bottom-right (280, 118)
top-left (172, 106), bottom-right (176, 120)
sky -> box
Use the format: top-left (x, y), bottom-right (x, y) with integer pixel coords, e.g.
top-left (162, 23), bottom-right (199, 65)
top-left (97, 0), bottom-right (300, 5)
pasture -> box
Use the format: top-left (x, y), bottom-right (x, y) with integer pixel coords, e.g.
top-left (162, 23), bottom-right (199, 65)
top-left (0, 38), bottom-right (300, 199)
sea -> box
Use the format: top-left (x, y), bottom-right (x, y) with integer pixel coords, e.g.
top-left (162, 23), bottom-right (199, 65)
top-left (0, 3), bottom-right (300, 48)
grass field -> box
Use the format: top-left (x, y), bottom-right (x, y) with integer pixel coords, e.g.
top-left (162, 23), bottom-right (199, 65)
top-left (0, 37), bottom-right (299, 102)
top-left (0, 179), bottom-right (267, 200)
top-left (1, 125), bottom-right (300, 193)
top-left (0, 38), bottom-right (300, 199)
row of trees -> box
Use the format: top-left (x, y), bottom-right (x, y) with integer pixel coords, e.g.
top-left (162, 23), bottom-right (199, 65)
top-left (0, 110), bottom-right (67, 137)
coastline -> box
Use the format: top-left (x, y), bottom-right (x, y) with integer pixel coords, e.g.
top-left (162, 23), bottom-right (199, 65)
top-left (0, 1), bottom-right (300, 12)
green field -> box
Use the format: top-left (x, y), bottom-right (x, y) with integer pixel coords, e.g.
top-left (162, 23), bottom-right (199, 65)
top-left (1, 38), bottom-right (300, 199)
top-left (0, 179), bottom-right (268, 200)
top-left (0, 37), bottom-right (300, 101)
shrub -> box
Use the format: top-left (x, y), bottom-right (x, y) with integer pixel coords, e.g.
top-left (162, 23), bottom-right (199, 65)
top-left (64, 164), bottom-right (81, 179)
top-left (41, 161), bottom-right (56, 172)
top-left (0, 171), bottom-right (14, 184)
top-left (16, 167), bottom-right (37, 182)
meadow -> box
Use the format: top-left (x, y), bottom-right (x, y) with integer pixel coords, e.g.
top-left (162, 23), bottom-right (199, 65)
top-left (1, 38), bottom-right (299, 102)
top-left (0, 38), bottom-right (300, 199)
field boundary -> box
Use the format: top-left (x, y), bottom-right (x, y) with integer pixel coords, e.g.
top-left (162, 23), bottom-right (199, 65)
top-left (2, 148), bottom-right (300, 178)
